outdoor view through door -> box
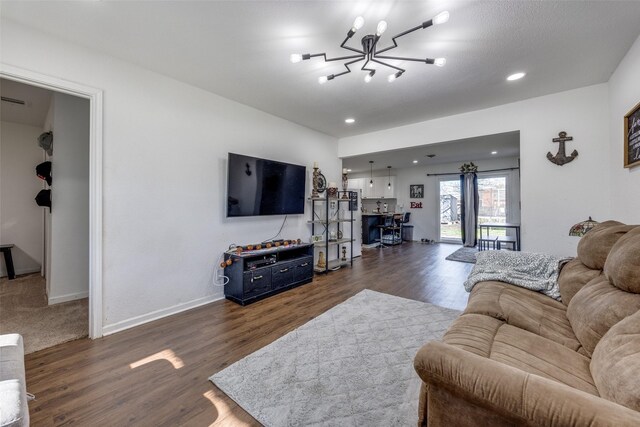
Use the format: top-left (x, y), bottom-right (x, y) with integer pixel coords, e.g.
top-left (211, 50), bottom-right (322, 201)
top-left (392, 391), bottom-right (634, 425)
top-left (440, 176), bottom-right (507, 241)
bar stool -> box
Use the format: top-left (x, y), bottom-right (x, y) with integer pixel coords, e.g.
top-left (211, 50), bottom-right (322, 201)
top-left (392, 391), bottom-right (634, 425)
top-left (478, 236), bottom-right (499, 251)
top-left (497, 236), bottom-right (517, 251)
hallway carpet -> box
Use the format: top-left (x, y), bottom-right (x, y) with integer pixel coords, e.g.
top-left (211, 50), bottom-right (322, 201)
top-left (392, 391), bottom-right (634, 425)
top-left (0, 273), bottom-right (87, 354)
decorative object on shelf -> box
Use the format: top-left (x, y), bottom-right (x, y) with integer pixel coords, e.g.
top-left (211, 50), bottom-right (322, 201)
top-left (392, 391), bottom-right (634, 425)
top-left (387, 166), bottom-right (392, 190)
top-left (327, 182), bottom-right (338, 198)
top-left (329, 231), bottom-right (337, 241)
top-left (311, 234), bottom-right (324, 243)
top-left (410, 184), bottom-right (423, 198)
top-left (266, 243), bottom-right (272, 248)
top-left (341, 169), bottom-right (349, 199)
top-left (383, 202), bottom-right (388, 213)
top-left (341, 246), bottom-right (347, 262)
top-left (290, 11), bottom-right (449, 84)
top-left (569, 216), bottom-right (599, 237)
top-left (547, 131), bottom-right (578, 166)
top-left (37, 131), bottom-right (53, 155)
top-left (317, 251), bottom-right (327, 269)
top-left (337, 230), bottom-right (343, 240)
top-left (376, 200), bottom-right (381, 213)
top-left (312, 162), bottom-right (320, 198)
top-left (459, 162), bottom-right (478, 173)
top-left (624, 101), bottom-right (640, 168)
top-left (317, 173), bottom-right (327, 194)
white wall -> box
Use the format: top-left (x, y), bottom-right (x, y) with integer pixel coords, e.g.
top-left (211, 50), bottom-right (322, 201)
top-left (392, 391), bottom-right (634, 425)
top-left (47, 92), bottom-right (90, 304)
top-left (339, 84), bottom-right (611, 256)
top-left (1, 20), bottom-right (341, 334)
top-left (0, 121), bottom-right (45, 276)
top-left (609, 34), bottom-right (640, 223)
top-left (395, 157), bottom-right (520, 242)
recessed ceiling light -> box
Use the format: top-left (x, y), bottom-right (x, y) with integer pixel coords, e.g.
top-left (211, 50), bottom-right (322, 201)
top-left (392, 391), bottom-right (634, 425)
top-left (507, 72), bottom-right (526, 81)
top-left (345, 118), bottom-right (355, 124)
top-left (491, 151), bottom-right (498, 155)
top-left (347, 169), bottom-right (352, 172)
top-left (412, 160), bottom-right (418, 164)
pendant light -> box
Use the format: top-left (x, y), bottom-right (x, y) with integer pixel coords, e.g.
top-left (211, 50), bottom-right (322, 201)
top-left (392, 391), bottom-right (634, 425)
top-left (387, 166), bottom-right (392, 189)
top-left (369, 160), bottom-right (374, 187)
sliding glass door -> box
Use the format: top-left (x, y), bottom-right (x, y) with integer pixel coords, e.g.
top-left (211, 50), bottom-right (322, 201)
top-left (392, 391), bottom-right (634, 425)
top-left (477, 175), bottom-right (507, 235)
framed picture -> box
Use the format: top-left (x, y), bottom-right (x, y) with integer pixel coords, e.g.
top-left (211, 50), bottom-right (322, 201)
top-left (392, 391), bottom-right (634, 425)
top-left (410, 184), bottom-right (424, 199)
top-left (624, 101), bottom-right (640, 168)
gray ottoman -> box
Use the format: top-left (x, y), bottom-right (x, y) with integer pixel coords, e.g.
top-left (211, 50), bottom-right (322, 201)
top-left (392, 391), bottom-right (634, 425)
top-left (0, 334), bottom-right (29, 427)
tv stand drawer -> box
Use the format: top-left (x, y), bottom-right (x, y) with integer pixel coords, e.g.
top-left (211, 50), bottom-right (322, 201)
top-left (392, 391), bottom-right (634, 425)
top-left (243, 267), bottom-right (272, 298)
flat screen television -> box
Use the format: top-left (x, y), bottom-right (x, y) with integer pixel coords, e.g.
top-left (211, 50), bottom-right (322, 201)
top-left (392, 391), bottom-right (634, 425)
top-left (227, 153), bottom-right (306, 217)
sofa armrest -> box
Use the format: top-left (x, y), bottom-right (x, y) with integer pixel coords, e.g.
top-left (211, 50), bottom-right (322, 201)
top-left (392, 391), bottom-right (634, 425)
top-left (414, 341), bottom-right (640, 427)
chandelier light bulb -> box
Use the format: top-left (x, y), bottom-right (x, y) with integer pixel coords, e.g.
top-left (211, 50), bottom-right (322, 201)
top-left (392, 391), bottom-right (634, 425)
top-left (352, 16), bottom-right (365, 31)
top-left (387, 73), bottom-right (396, 82)
top-left (318, 76), bottom-right (328, 84)
top-left (388, 182), bottom-right (391, 189)
top-left (369, 180), bottom-right (373, 187)
top-left (433, 11), bottom-right (450, 25)
top-left (364, 73), bottom-right (373, 83)
top-left (376, 20), bottom-right (388, 36)
top-left (290, 54), bottom-right (302, 63)
top-left (434, 57), bottom-right (446, 67)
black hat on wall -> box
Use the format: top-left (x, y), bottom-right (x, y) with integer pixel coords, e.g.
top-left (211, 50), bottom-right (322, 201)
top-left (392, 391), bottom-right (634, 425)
top-left (36, 161), bottom-right (52, 186)
top-left (35, 189), bottom-right (51, 212)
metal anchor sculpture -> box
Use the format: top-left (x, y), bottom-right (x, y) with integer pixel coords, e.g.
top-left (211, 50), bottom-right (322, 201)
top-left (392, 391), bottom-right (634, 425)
top-left (547, 131), bottom-right (578, 166)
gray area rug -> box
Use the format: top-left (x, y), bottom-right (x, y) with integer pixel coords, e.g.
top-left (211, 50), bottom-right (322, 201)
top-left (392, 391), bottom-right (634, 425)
top-left (445, 246), bottom-right (478, 264)
top-left (210, 289), bottom-right (460, 426)
top-left (0, 273), bottom-right (88, 354)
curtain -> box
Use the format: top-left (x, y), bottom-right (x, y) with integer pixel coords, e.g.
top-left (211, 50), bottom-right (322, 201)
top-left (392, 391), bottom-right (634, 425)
top-left (460, 173), bottom-right (479, 247)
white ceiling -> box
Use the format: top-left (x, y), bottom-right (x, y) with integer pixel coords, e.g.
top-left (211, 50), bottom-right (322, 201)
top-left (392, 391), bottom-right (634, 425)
top-left (0, 78), bottom-right (52, 127)
top-left (3, 1), bottom-right (640, 138)
top-left (343, 131), bottom-right (520, 173)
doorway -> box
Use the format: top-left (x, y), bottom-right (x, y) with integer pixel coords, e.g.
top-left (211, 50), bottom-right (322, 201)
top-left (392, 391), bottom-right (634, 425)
top-left (1, 63), bottom-right (104, 340)
top-left (439, 178), bottom-right (461, 242)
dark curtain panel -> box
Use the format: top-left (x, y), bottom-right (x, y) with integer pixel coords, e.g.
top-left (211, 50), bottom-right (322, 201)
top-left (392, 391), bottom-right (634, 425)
top-left (459, 173), bottom-right (479, 247)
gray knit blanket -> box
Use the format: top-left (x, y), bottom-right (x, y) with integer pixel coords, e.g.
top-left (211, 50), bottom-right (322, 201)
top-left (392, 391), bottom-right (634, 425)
top-left (464, 251), bottom-right (571, 300)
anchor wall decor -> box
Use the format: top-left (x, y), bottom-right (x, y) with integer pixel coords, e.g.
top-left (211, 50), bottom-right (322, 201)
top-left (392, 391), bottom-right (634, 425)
top-left (547, 131), bottom-right (578, 166)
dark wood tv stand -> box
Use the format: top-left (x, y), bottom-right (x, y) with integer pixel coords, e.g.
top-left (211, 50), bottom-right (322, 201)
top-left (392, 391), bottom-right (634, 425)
top-left (223, 243), bottom-right (314, 305)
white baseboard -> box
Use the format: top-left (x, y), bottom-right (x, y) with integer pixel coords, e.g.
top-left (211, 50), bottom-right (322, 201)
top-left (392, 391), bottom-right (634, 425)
top-left (102, 294), bottom-right (224, 336)
top-left (48, 291), bottom-right (89, 305)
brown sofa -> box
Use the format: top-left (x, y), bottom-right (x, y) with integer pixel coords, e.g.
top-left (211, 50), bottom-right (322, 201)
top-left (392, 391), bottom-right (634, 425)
top-left (414, 221), bottom-right (640, 426)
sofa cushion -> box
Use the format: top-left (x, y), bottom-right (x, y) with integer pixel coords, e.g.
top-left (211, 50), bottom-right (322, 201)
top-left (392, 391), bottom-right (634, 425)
top-left (604, 226), bottom-right (640, 293)
top-left (464, 281), bottom-right (581, 351)
top-left (557, 258), bottom-right (602, 305)
top-left (576, 221), bottom-right (634, 270)
top-left (443, 314), bottom-right (598, 396)
top-left (567, 275), bottom-right (640, 356)
top-left (591, 310), bottom-right (640, 411)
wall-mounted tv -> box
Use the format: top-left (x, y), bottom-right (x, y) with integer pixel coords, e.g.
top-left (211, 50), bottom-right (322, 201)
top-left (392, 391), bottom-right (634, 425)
top-left (227, 153), bottom-right (306, 217)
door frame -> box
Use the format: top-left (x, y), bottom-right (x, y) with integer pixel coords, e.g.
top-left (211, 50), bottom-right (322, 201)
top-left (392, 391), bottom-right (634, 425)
top-left (1, 63), bottom-right (104, 338)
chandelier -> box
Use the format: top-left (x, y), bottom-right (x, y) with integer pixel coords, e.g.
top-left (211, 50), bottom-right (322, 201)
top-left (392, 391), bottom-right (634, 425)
top-left (290, 11), bottom-right (449, 84)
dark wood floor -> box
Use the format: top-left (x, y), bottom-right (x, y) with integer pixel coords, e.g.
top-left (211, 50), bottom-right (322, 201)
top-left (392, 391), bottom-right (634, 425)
top-left (25, 243), bottom-right (471, 426)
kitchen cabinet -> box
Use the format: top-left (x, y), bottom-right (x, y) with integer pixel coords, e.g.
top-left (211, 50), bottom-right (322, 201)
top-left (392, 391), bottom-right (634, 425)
top-left (358, 176), bottom-right (396, 199)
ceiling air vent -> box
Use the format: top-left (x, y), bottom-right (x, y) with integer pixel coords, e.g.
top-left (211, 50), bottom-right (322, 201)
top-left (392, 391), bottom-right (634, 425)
top-left (1, 96), bottom-right (26, 105)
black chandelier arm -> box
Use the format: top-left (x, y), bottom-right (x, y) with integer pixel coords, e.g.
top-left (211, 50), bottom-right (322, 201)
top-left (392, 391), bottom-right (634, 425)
top-left (340, 35), bottom-right (366, 55)
top-left (371, 58), bottom-right (405, 73)
top-left (375, 54), bottom-right (436, 64)
top-left (361, 58), bottom-right (376, 74)
top-left (332, 57), bottom-right (367, 79)
top-left (375, 20), bottom-right (432, 55)
top-left (306, 53), bottom-right (365, 63)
